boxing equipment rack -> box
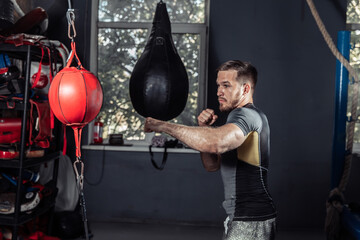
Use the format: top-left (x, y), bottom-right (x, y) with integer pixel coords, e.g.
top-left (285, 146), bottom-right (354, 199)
top-left (0, 40), bottom-right (61, 240)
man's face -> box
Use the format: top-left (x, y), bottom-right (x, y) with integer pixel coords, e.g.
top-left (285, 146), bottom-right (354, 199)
top-left (216, 70), bottom-right (244, 112)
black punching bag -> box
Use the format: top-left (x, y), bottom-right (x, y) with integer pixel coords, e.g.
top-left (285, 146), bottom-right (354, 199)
top-left (129, 0), bottom-right (189, 121)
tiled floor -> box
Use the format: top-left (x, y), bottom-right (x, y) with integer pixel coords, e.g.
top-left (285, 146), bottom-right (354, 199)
top-left (87, 221), bottom-right (326, 240)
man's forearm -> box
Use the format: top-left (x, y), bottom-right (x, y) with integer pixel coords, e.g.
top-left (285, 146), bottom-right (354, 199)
top-left (200, 152), bottom-right (220, 171)
top-left (159, 121), bottom-right (219, 153)
top-left (144, 117), bottom-right (244, 154)
top-left (160, 122), bottom-right (221, 171)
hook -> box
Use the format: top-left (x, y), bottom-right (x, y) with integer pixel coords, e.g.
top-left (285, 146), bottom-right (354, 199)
top-left (73, 157), bottom-right (84, 190)
top-left (66, 0), bottom-right (76, 40)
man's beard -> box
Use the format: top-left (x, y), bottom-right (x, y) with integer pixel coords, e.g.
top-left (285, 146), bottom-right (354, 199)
top-left (219, 102), bottom-right (233, 112)
top-left (219, 98), bottom-right (242, 112)
top-left (219, 93), bottom-right (244, 112)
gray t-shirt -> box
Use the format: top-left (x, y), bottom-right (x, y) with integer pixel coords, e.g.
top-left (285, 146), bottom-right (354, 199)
top-left (220, 103), bottom-right (276, 221)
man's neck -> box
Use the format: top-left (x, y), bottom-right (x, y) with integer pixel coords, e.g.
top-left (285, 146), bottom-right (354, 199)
top-left (239, 97), bottom-right (253, 108)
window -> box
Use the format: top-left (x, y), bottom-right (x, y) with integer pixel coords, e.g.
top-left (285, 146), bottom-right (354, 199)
top-left (89, 0), bottom-right (208, 142)
top-left (347, 0), bottom-right (360, 151)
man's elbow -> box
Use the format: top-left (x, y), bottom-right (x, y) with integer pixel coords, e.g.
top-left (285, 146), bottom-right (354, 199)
top-left (208, 141), bottom-right (227, 155)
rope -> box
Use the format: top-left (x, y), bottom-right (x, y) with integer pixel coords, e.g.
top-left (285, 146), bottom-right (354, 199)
top-left (306, 0), bottom-right (359, 192)
top-left (306, 0), bottom-right (359, 83)
top-left (306, 0), bottom-right (360, 238)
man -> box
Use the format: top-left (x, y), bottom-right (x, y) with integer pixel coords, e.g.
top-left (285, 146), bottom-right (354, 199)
top-left (144, 60), bottom-right (277, 240)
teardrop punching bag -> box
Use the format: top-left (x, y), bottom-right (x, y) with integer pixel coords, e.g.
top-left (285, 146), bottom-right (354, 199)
top-left (129, 0), bottom-right (189, 121)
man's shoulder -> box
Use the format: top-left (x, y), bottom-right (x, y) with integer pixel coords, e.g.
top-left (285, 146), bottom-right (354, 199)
top-left (230, 104), bottom-right (259, 119)
top-left (227, 104), bottom-right (268, 129)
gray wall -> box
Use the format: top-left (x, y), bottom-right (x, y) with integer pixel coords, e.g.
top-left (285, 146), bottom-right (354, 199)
top-left (79, 0), bottom-right (360, 231)
top-left (83, 150), bottom-right (226, 225)
top-left (206, 0), bottom-right (348, 229)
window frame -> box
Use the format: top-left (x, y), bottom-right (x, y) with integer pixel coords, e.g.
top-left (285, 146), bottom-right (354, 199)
top-left (86, 0), bottom-right (209, 148)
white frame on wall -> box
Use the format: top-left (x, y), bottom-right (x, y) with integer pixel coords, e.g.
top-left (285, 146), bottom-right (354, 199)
top-left (86, 0), bottom-right (210, 151)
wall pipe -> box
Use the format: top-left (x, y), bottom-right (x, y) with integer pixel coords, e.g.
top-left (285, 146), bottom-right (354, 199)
top-left (331, 30), bottom-right (350, 189)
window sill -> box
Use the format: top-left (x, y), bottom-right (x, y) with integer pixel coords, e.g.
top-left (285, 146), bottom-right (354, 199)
top-left (82, 142), bottom-right (199, 154)
top-left (353, 143), bottom-right (360, 155)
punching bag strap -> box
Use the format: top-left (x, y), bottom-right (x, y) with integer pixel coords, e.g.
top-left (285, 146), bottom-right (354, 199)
top-left (43, 46), bottom-right (55, 130)
top-left (149, 145), bottom-right (168, 170)
top-left (72, 126), bottom-right (83, 158)
top-left (62, 124), bottom-right (67, 155)
top-left (66, 41), bottom-right (83, 69)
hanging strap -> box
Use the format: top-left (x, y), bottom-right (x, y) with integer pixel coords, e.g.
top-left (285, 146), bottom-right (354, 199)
top-left (149, 145), bottom-right (168, 170)
top-left (31, 47), bottom-right (44, 89)
top-left (72, 126), bottom-right (83, 159)
top-left (28, 99), bottom-right (51, 148)
top-left (62, 124), bottom-right (67, 155)
top-left (65, 41), bottom-right (83, 69)
top-left (45, 47), bottom-right (53, 82)
top-left (43, 46), bottom-right (55, 130)
top-left (28, 100), bottom-right (34, 146)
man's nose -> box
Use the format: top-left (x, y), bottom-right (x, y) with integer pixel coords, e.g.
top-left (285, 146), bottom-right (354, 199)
top-left (217, 87), bottom-right (223, 96)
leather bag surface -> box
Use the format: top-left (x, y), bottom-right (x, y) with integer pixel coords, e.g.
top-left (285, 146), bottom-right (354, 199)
top-left (130, 1), bottom-right (189, 121)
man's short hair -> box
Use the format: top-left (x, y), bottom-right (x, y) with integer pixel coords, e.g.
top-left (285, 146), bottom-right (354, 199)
top-left (217, 60), bottom-right (258, 89)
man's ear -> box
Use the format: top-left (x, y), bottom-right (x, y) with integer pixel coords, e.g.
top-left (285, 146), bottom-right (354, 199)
top-left (243, 83), bottom-right (251, 94)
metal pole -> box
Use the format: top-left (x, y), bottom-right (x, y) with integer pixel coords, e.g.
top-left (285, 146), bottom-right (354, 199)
top-left (13, 45), bottom-right (32, 240)
top-left (331, 31), bottom-right (350, 189)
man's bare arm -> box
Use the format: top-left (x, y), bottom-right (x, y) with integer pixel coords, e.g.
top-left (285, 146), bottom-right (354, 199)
top-left (200, 152), bottom-right (220, 172)
top-left (144, 118), bottom-right (245, 155)
top-left (197, 109), bottom-right (221, 171)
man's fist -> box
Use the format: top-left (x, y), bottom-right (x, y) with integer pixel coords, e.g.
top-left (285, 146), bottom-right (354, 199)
top-left (144, 117), bottom-right (162, 133)
top-left (197, 109), bottom-right (218, 127)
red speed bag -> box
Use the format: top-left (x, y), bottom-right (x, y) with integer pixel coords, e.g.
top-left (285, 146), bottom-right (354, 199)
top-left (48, 42), bottom-right (103, 127)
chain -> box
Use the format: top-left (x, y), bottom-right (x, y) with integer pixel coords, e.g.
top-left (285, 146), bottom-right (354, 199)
top-left (73, 156), bottom-right (90, 240)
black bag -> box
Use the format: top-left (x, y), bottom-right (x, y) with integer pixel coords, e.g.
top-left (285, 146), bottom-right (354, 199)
top-left (149, 135), bottom-right (179, 170)
top-left (0, 65), bottom-right (24, 95)
top-left (129, 0), bottom-right (189, 121)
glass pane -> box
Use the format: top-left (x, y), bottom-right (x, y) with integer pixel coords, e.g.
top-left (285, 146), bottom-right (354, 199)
top-left (348, 31), bottom-right (360, 143)
top-left (98, 0), bottom-right (205, 23)
top-left (347, 0), bottom-right (360, 24)
top-left (97, 29), bottom-right (200, 140)
top-left (171, 33), bottom-right (200, 127)
top-left (98, 29), bottom-right (148, 140)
